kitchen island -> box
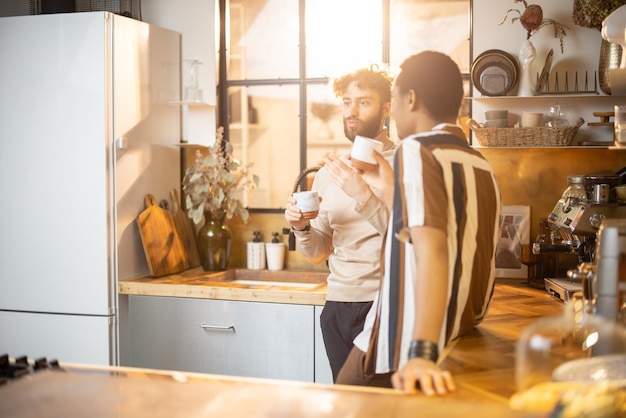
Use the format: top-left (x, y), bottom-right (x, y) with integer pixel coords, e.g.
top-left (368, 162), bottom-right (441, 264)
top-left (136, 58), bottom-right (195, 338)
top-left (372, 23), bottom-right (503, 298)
top-left (0, 360), bottom-right (532, 417)
top-left (118, 269), bottom-right (564, 407)
top-left (0, 275), bottom-right (564, 417)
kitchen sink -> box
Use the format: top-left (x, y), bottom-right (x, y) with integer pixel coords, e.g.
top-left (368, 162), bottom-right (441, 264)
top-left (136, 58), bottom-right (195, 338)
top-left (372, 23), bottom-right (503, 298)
top-left (197, 268), bottom-right (327, 289)
top-left (229, 279), bottom-right (321, 288)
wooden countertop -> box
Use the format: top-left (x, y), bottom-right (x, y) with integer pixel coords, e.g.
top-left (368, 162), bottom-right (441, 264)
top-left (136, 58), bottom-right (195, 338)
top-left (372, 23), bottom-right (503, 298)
top-left (119, 269), bottom-right (564, 411)
top-left (0, 279), bottom-right (564, 416)
top-left (119, 267), bottom-right (329, 305)
top-left (0, 362), bottom-right (534, 417)
top-left (439, 279), bottom-right (563, 401)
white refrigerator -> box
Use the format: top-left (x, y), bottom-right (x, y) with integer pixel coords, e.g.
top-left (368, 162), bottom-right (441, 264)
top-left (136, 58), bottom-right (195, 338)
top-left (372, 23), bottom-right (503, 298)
top-left (0, 12), bottom-right (181, 366)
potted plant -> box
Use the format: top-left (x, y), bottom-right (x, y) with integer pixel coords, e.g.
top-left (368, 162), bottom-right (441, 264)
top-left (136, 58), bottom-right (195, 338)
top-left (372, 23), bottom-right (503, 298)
top-left (183, 127), bottom-right (259, 271)
top-left (572, 0), bottom-right (626, 94)
top-left (572, 0), bottom-right (626, 29)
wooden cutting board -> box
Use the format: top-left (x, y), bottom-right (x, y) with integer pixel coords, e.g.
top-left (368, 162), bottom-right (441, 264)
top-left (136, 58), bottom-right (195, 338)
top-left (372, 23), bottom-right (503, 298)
top-left (137, 194), bottom-right (189, 277)
top-left (169, 188), bottom-right (201, 268)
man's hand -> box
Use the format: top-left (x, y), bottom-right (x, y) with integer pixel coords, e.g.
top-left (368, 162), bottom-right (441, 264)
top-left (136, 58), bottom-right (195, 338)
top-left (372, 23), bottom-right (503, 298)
top-left (323, 154), bottom-right (372, 204)
top-left (391, 358), bottom-right (455, 396)
top-left (285, 196), bottom-right (316, 230)
top-left (358, 151), bottom-right (394, 209)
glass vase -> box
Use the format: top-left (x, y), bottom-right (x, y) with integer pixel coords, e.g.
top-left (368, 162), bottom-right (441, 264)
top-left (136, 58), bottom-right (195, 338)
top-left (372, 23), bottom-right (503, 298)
top-left (598, 38), bottom-right (623, 95)
top-left (197, 211), bottom-right (232, 271)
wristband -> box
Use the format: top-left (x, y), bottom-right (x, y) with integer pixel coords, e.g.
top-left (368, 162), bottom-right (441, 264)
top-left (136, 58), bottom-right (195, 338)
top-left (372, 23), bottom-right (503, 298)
top-left (292, 223), bottom-right (310, 232)
top-left (408, 339), bottom-right (439, 363)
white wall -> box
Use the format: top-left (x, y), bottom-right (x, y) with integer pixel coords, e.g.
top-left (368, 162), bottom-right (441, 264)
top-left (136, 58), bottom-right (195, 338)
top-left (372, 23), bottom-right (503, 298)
top-left (142, 0), bottom-right (217, 145)
top-left (473, 0), bottom-right (603, 89)
top-left (471, 1), bottom-right (621, 144)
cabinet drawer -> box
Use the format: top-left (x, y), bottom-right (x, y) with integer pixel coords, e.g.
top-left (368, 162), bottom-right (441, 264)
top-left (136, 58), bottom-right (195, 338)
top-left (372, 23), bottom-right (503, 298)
top-left (128, 296), bottom-right (314, 381)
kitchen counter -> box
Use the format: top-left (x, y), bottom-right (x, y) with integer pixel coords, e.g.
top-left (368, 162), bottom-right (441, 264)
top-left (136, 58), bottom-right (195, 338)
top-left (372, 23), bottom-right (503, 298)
top-left (0, 361), bottom-right (531, 417)
top-left (119, 267), bottom-right (329, 305)
top-left (120, 270), bottom-right (564, 408)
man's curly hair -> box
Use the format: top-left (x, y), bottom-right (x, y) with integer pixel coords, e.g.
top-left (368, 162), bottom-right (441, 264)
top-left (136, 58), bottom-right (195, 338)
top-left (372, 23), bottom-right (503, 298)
top-left (332, 65), bottom-right (393, 104)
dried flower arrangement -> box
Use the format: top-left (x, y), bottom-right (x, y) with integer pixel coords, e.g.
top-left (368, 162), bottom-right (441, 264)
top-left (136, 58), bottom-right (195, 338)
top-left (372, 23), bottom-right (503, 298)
top-left (572, 0), bottom-right (626, 30)
top-left (182, 127), bottom-right (259, 225)
top-left (499, 0), bottom-right (569, 53)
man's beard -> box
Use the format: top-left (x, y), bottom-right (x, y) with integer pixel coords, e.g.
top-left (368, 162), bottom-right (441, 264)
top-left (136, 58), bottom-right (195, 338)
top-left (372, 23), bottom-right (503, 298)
top-left (343, 109), bottom-right (384, 141)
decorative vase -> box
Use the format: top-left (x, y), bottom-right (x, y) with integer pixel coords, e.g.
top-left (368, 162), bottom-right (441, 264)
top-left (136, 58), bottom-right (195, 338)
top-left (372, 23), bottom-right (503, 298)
top-left (598, 38), bottom-right (623, 95)
top-left (197, 211), bottom-right (232, 271)
top-left (518, 39), bottom-right (537, 97)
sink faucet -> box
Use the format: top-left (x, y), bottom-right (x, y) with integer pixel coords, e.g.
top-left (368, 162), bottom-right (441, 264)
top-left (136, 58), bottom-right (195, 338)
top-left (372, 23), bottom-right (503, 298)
top-left (288, 166), bottom-right (322, 250)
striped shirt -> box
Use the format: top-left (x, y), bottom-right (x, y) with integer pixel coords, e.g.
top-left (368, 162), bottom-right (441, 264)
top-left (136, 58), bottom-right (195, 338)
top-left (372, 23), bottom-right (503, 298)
top-left (353, 124), bottom-right (502, 374)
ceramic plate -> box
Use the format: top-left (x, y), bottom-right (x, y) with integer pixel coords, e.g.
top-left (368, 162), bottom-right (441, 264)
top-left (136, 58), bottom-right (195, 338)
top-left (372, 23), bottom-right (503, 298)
top-left (471, 50), bottom-right (519, 96)
top-left (552, 354), bottom-right (626, 385)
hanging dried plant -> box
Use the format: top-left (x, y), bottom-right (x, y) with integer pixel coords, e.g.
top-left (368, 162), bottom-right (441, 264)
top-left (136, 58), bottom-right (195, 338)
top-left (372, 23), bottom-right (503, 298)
top-left (499, 0), bottom-right (569, 53)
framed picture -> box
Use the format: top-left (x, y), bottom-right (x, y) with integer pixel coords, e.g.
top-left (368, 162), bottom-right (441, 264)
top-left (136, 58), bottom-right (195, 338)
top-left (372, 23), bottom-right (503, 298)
top-left (496, 205), bottom-right (530, 279)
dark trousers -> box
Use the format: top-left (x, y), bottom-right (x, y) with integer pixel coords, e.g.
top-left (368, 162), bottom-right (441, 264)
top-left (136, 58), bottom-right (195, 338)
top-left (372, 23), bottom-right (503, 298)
top-left (336, 346), bottom-right (393, 388)
top-left (320, 300), bottom-right (373, 382)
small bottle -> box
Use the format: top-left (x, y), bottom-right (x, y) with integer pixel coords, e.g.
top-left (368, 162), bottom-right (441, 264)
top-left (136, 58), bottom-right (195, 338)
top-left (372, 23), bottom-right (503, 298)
top-left (247, 231), bottom-right (266, 270)
top-left (266, 232), bottom-right (286, 271)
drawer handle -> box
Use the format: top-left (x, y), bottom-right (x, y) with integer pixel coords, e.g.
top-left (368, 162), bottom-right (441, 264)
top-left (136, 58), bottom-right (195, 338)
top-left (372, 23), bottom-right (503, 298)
top-left (200, 324), bottom-right (236, 332)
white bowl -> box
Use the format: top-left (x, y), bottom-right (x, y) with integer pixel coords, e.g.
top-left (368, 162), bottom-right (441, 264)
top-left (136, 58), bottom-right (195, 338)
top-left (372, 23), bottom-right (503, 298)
top-left (615, 185), bottom-right (626, 201)
top-left (552, 354), bottom-right (626, 385)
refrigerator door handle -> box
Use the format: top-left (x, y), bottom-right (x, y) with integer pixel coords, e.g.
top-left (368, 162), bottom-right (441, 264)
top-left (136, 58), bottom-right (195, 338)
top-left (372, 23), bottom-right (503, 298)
top-left (199, 323), bottom-right (236, 332)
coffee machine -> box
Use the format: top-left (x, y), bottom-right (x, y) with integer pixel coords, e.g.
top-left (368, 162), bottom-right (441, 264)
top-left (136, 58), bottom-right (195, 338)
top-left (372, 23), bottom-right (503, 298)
top-left (537, 173), bottom-right (626, 301)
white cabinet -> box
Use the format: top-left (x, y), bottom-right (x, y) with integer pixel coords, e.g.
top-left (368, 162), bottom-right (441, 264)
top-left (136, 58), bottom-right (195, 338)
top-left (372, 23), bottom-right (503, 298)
top-left (127, 296), bottom-right (319, 382)
top-left (314, 305), bottom-right (333, 384)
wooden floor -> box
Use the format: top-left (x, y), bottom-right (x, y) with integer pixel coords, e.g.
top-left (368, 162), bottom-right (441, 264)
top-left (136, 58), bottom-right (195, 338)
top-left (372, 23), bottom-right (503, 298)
top-left (439, 279), bottom-right (564, 401)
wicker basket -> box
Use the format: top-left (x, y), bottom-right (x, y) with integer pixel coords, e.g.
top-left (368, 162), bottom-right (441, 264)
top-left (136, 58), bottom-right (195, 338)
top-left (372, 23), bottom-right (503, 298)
top-left (468, 117), bottom-right (585, 147)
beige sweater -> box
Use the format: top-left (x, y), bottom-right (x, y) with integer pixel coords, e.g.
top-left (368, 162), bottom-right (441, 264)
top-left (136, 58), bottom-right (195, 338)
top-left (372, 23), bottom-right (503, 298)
top-left (294, 137), bottom-right (395, 302)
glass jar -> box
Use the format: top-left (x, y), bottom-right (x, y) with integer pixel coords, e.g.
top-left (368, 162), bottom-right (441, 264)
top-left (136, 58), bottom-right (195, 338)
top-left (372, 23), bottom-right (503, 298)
top-left (515, 293), bottom-right (626, 393)
top-left (561, 175), bottom-right (586, 202)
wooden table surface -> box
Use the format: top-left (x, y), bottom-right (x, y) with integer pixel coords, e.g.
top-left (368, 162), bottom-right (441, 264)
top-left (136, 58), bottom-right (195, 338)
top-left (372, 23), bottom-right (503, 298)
top-left (1, 279), bottom-right (563, 417)
top-left (439, 279), bottom-right (564, 401)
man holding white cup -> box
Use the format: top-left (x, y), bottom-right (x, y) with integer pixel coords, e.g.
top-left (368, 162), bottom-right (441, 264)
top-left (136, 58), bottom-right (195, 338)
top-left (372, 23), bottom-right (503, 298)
top-left (285, 66), bottom-right (396, 382)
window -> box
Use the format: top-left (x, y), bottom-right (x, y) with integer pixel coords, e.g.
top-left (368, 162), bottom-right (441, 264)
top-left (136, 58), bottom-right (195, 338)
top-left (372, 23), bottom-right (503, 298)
top-left (217, 0), bottom-right (470, 209)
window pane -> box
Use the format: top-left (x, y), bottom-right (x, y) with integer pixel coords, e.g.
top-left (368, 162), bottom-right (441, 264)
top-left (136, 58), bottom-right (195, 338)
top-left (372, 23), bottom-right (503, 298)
top-left (306, 84), bottom-right (348, 168)
top-left (229, 0), bottom-right (299, 80)
top-left (390, 0), bottom-right (470, 74)
top-left (305, 0), bottom-right (382, 78)
top-left (227, 85), bottom-right (300, 208)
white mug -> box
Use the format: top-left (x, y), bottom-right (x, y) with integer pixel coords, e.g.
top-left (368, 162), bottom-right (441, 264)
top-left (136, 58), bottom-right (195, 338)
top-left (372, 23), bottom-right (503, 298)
top-left (293, 190), bottom-right (319, 219)
top-left (351, 135), bottom-right (383, 170)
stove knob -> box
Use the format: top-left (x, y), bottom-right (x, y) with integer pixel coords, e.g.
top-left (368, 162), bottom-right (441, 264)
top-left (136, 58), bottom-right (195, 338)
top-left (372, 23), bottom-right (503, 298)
top-left (34, 357), bottom-right (49, 370)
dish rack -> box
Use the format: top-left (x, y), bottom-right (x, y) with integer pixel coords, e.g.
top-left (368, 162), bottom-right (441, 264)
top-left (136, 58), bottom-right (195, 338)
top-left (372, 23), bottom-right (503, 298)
top-left (468, 117), bottom-right (585, 147)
